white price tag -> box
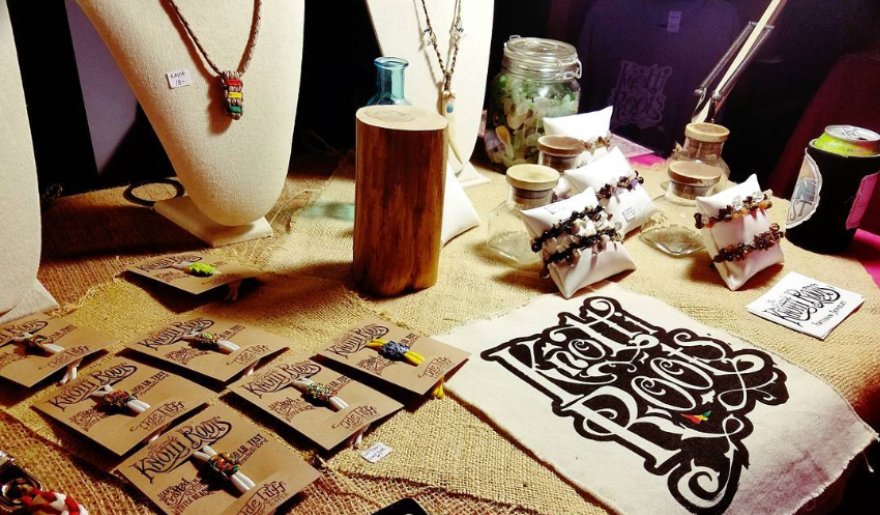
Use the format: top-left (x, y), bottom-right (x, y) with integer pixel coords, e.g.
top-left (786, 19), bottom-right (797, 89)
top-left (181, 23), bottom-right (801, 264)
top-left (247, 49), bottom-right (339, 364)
top-left (166, 69), bottom-right (193, 89)
top-left (667, 11), bottom-right (682, 33)
top-left (361, 442), bottom-right (393, 463)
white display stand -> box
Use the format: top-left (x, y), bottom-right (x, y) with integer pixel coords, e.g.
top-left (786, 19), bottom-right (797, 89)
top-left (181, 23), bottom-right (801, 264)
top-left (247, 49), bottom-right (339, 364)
top-left (1, 1), bottom-right (58, 322)
top-left (154, 196), bottom-right (272, 247)
top-left (365, 0), bottom-right (493, 188)
top-left (76, 0), bottom-right (304, 246)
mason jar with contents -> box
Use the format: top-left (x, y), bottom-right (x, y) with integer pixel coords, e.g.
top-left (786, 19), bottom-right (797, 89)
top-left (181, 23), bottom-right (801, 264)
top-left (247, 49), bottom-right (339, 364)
top-left (487, 164), bottom-right (560, 264)
top-left (484, 36), bottom-right (581, 169)
top-left (639, 123), bottom-right (728, 256)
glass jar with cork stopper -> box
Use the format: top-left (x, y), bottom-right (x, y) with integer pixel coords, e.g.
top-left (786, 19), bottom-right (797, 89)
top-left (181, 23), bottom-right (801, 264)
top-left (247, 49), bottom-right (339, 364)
top-left (487, 164), bottom-right (560, 264)
top-left (639, 122), bottom-right (729, 256)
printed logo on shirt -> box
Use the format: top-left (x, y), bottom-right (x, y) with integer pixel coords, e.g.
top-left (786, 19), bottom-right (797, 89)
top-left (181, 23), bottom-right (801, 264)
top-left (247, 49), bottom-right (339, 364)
top-left (608, 61), bottom-right (673, 130)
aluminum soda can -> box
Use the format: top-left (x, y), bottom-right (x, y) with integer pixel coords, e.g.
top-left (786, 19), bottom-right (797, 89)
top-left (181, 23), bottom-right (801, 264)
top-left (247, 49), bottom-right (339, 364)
top-left (786, 125), bottom-right (880, 252)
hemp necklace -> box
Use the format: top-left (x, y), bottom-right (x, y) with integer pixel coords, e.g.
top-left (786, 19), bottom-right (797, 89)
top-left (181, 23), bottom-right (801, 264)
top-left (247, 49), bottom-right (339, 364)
top-left (420, 0), bottom-right (466, 165)
top-left (165, 0), bottom-right (262, 120)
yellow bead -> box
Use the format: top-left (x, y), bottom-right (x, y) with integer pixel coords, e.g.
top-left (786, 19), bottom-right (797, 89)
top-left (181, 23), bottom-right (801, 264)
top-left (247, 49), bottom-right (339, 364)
top-left (227, 91), bottom-right (243, 99)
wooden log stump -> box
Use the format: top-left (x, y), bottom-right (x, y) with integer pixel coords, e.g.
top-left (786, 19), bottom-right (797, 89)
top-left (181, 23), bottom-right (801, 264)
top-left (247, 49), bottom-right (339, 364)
top-left (354, 106), bottom-right (447, 296)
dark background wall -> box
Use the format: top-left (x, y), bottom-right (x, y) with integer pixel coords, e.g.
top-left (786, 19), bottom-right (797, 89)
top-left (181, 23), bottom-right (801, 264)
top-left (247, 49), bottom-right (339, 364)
top-left (7, 0), bottom-right (880, 200)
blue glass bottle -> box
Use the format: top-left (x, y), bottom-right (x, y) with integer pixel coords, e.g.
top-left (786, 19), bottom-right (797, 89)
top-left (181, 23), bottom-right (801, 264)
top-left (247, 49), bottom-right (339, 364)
top-left (367, 57), bottom-right (411, 106)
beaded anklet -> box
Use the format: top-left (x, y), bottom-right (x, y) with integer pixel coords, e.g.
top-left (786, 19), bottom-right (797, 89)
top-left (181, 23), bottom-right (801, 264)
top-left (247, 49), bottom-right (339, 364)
top-left (695, 190), bottom-right (773, 229)
top-left (540, 227), bottom-right (622, 278)
top-left (595, 171), bottom-right (645, 203)
top-left (712, 224), bottom-right (784, 264)
top-left (530, 205), bottom-right (607, 252)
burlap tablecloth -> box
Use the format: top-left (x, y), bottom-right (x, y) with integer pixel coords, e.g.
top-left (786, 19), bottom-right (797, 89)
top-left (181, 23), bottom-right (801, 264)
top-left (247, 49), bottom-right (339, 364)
top-left (7, 155), bottom-right (878, 514)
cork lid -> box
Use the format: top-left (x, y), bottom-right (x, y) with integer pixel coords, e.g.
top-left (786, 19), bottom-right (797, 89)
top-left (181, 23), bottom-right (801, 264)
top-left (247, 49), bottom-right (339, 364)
top-left (538, 135), bottom-right (584, 157)
top-left (685, 122), bottom-right (730, 143)
top-left (506, 164), bottom-right (560, 191)
top-left (667, 160), bottom-right (722, 186)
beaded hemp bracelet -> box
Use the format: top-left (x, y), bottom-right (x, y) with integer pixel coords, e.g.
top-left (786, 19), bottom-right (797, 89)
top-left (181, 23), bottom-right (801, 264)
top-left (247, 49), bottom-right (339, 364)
top-left (584, 133), bottom-right (613, 152)
top-left (291, 377), bottom-right (349, 411)
top-left (540, 227), bottom-right (623, 279)
top-left (366, 338), bottom-right (425, 366)
top-left (91, 385), bottom-right (151, 415)
top-left (595, 172), bottom-right (645, 204)
top-left (712, 224), bottom-right (785, 264)
top-left (10, 332), bottom-right (78, 385)
top-left (694, 190), bottom-right (773, 229)
top-left (192, 445), bottom-right (255, 495)
top-left (530, 205), bottom-right (607, 253)
top-left (182, 331), bottom-right (240, 354)
top-left (0, 451), bottom-right (88, 515)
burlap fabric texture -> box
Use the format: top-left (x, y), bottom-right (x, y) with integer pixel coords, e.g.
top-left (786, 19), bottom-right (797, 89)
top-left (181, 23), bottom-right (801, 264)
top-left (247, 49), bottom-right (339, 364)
top-left (6, 158), bottom-right (878, 514)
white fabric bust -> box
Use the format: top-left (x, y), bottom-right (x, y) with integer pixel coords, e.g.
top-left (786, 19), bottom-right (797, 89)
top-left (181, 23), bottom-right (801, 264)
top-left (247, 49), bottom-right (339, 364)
top-left (0, 1), bottom-right (58, 323)
top-left (365, 0), bottom-right (493, 175)
top-left (75, 0), bottom-right (304, 226)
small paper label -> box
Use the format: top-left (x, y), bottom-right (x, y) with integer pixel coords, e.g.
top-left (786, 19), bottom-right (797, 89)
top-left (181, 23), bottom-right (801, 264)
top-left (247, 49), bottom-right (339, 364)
top-left (667, 11), bottom-right (682, 33)
top-left (622, 206), bottom-right (638, 222)
top-left (361, 442), bottom-right (393, 463)
top-left (846, 172), bottom-right (878, 230)
top-left (746, 272), bottom-right (864, 340)
top-left (166, 69), bottom-right (192, 89)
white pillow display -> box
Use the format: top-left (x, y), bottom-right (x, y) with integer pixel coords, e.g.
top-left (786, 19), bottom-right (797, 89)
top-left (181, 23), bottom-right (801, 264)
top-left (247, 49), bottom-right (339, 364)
top-left (543, 106), bottom-right (613, 165)
top-left (521, 189), bottom-right (635, 298)
top-left (695, 174), bottom-right (784, 291)
top-left (564, 147), bottom-right (657, 234)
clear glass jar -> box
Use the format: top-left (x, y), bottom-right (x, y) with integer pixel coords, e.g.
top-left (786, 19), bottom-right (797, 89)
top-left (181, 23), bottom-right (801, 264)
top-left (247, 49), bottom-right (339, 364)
top-left (484, 37), bottom-right (581, 169)
top-left (673, 122), bottom-right (731, 191)
top-left (488, 164), bottom-right (560, 264)
top-left (367, 57), bottom-right (411, 106)
top-left (538, 135), bottom-right (584, 173)
top-left (639, 122), bottom-right (729, 256)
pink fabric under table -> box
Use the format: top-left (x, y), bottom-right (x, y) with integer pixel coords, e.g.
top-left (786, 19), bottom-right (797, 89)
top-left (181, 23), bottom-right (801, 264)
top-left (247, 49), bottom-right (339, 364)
top-left (852, 229), bottom-right (880, 288)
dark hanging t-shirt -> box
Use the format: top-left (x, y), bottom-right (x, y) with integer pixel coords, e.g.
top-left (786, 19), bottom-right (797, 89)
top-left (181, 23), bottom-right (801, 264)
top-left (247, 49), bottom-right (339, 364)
top-left (578, 0), bottom-right (740, 154)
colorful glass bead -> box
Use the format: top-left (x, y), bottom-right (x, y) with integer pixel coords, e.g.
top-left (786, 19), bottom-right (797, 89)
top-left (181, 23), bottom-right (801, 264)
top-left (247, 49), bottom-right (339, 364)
top-left (187, 262), bottom-right (217, 277)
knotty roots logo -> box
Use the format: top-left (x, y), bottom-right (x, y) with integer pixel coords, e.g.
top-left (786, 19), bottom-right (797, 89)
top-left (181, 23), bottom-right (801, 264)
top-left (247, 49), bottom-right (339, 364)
top-left (481, 296), bottom-right (789, 513)
top-left (240, 361), bottom-right (321, 398)
top-left (326, 324), bottom-right (389, 357)
top-left (131, 416), bottom-right (233, 482)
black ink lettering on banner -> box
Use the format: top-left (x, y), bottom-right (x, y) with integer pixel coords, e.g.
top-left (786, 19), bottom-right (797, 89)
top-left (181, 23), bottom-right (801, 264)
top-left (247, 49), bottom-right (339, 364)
top-left (482, 296), bottom-right (789, 513)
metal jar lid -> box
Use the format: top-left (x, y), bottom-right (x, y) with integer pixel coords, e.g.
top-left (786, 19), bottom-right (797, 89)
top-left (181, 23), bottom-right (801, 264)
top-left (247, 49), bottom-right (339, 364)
top-left (506, 164), bottom-right (560, 191)
top-left (502, 36), bottom-right (581, 81)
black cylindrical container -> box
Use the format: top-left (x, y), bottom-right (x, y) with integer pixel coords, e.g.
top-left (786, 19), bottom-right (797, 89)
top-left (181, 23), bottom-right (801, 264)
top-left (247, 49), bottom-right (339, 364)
top-left (786, 140), bottom-right (880, 253)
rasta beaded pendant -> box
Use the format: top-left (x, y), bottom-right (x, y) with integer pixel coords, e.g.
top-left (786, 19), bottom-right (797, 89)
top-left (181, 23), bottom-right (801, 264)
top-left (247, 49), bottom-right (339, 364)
top-left (165, 0), bottom-right (262, 121)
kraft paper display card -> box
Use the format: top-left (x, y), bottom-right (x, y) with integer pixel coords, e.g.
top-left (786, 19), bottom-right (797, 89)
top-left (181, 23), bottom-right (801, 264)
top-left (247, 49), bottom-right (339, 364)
top-left (0, 313), bottom-right (113, 387)
top-left (127, 253), bottom-right (260, 295)
top-left (230, 354), bottom-right (404, 450)
top-left (119, 403), bottom-right (320, 515)
top-left (125, 315), bottom-right (289, 384)
top-left (439, 282), bottom-right (876, 515)
top-left (34, 358), bottom-right (214, 455)
top-left (317, 319), bottom-right (470, 396)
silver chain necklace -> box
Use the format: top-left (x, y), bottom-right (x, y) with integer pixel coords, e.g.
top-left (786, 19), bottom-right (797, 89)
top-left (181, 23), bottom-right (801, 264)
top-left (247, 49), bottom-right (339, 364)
top-left (420, 0), bottom-right (466, 166)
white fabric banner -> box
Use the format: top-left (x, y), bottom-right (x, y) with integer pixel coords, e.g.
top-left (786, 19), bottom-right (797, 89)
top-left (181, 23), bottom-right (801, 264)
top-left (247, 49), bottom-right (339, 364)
top-left (440, 282), bottom-right (876, 514)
